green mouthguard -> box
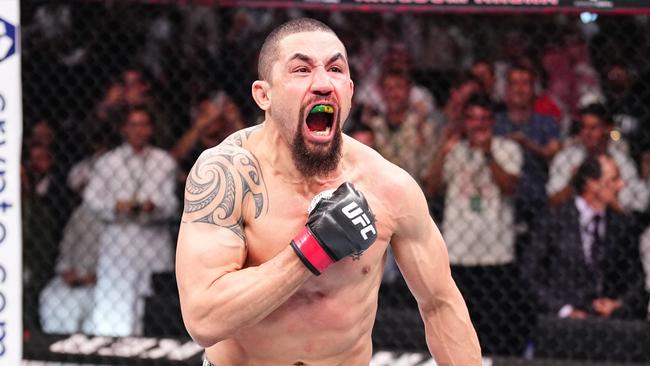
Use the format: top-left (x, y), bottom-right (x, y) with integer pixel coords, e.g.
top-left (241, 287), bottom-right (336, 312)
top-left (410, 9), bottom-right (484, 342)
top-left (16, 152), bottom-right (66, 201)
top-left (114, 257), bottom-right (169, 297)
top-left (310, 105), bottom-right (334, 114)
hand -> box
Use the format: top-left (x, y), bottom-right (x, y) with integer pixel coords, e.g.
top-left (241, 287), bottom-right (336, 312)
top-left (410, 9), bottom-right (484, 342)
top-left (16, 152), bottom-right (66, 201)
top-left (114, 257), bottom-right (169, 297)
top-left (568, 309), bottom-right (588, 319)
top-left (101, 84), bottom-right (124, 107)
top-left (140, 200), bottom-right (155, 213)
top-left (62, 270), bottom-right (82, 287)
top-left (439, 128), bottom-right (460, 157)
top-left (508, 131), bottom-right (528, 146)
top-left (478, 136), bottom-right (492, 154)
top-left (592, 297), bottom-right (622, 318)
top-left (291, 182), bottom-right (378, 275)
top-left (80, 274), bottom-right (97, 286)
top-left (194, 100), bottom-right (220, 131)
top-left (115, 200), bottom-right (136, 215)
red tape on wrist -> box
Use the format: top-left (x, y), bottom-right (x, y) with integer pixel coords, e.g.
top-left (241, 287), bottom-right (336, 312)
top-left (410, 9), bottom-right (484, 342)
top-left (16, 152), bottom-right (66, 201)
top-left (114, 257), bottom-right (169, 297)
top-left (293, 227), bottom-right (335, 273)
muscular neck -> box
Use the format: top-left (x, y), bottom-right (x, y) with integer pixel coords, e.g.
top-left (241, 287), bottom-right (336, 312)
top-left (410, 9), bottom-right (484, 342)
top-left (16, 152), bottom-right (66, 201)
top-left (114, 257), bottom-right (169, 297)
top-left (257, 121), bottom-right (346, 194)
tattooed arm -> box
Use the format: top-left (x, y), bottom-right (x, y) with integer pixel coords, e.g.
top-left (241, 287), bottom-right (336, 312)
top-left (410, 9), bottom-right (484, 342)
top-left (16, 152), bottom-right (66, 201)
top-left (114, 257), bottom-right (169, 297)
top-left (175, 140), bottom-right (312, 347)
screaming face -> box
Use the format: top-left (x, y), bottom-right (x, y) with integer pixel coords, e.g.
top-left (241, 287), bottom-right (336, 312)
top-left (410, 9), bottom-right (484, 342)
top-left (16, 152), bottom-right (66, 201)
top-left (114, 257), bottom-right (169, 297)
top-left (254, 30), bottom-right (354, 177)
top-left (292, 101), bottom-right (342, 177)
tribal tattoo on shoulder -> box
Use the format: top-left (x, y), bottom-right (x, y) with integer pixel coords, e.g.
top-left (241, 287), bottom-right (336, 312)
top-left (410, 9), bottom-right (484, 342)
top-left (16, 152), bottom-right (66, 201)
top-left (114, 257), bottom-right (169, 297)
top-left (183, 125), bottom-right (268, 240)
top-left (222, 125), bottom-right (260, 148)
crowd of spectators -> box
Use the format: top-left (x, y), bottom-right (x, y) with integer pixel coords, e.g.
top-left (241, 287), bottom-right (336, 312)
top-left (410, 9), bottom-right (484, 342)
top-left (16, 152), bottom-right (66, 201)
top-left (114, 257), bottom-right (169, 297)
top-left (20, 2), bottom-right (650, 360)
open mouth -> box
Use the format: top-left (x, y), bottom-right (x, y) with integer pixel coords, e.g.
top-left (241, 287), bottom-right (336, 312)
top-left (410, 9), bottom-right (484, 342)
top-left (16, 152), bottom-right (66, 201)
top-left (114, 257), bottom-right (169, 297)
top-left (305, 104), bottom-right (335, 140)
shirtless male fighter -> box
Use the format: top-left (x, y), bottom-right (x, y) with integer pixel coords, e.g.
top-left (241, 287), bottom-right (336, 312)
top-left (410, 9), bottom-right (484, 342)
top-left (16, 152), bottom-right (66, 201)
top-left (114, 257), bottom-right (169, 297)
top-left (176, 18), bottom-right (481, 366)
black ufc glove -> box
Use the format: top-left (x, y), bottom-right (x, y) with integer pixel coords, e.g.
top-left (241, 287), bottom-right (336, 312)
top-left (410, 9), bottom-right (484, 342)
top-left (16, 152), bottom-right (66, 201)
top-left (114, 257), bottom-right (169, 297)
top-left (291, 182), bottom-right (377, 275)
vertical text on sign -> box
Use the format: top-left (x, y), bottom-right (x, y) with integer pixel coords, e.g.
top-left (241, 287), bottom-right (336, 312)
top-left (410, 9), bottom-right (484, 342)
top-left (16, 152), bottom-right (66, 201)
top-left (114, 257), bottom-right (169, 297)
top-left (0, 1), bottom-right (22, 364)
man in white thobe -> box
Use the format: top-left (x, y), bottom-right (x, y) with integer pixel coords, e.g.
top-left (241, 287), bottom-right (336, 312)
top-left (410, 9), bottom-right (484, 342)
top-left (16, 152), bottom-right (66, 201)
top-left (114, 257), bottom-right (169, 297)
top-left (84, 105), bottom-right (178, 336)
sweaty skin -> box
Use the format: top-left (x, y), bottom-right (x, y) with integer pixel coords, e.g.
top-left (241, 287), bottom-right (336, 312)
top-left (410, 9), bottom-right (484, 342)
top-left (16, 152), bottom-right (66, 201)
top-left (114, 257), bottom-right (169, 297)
top-left (176, 29), bottom-right (480, 366)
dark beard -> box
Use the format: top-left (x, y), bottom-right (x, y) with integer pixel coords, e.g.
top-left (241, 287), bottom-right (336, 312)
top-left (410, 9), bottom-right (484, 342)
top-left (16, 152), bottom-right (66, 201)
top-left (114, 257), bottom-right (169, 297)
top-left (291, 127), bottom-right (342, 177)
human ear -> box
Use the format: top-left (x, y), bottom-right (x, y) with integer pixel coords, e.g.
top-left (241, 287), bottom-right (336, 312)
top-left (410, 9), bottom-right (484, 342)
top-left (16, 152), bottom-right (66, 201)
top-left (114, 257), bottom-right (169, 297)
top-left (252, 80), bottom-right (271, 111)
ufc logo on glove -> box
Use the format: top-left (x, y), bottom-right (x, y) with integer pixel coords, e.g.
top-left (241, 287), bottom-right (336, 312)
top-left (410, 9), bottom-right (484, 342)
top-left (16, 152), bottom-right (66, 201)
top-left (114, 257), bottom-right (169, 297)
top-left (342, 202), bottom-right (376, 240)
top-left (291, 182), bottom-right (378, 275)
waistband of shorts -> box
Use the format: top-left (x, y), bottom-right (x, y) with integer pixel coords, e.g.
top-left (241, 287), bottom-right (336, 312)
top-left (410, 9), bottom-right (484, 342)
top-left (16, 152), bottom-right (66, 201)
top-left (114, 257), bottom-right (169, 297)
top-left (202, 358), bottom-right (214, 366)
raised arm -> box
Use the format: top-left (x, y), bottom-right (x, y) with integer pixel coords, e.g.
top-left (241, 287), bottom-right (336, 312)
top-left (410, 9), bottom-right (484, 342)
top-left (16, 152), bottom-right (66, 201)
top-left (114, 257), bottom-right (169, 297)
top-left (175, 146), bottom-right (311, 347)
top-left (390, 171), bottom-right (481, 365)
top-left (485, 146), bottom-right (519, 196)
top-left (422, 128), bottom-right (459, 197)
top-left (510, 132), bottom-right (560, 161)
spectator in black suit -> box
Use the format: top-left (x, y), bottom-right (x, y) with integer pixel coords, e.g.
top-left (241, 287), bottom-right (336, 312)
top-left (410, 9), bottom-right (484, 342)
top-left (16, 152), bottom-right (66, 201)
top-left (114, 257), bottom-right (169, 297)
top-left (22, 143), bottom-right (72, 331)
top-left (524, 153), bottom-right (648, 320)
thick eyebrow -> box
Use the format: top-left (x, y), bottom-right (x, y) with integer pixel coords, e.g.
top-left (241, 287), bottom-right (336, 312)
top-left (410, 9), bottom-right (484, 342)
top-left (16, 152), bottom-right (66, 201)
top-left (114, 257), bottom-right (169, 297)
top-left (287, 52), bottom-right (348, 67)
top-left (288, 53), bottom-right (313, 65)
top-left (326, 53), bottom-right (347, 66)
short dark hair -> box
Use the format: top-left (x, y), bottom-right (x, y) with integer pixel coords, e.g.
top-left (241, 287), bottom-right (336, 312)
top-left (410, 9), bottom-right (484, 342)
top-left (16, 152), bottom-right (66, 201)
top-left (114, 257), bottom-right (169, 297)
top-left (451, 71), bottom-right (481, 91)
top-left (463, 92), bottom-right (494, 114)
top-left (507, 63), bottom-right (537, 82)
top-left (379, 69), bottom-right (411, 86)
top-left (471, 58), bottom-right (494, 73)
top-left (578, 103), bottom-right (612, 127)
top-left (123, 104), bottom-right (154, 127)
top-left (257, 18), bottom-right (338, 82)
top-left (572, 154), bottom-right (605, 195)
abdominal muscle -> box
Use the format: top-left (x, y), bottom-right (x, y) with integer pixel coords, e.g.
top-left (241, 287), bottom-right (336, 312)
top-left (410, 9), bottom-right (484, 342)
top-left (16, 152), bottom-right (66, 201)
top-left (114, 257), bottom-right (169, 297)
top-left (205, 273), bottom-right (381, 366)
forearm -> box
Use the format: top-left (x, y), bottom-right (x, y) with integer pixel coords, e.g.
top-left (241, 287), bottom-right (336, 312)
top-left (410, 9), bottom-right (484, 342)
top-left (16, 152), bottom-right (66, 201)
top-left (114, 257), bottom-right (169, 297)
top-left (524, 141), bottom-right (547, 159)
top-left (85, 191), bottom-right (117, 221)
top-left (171, 127), bottom-right (201, 162)
top-left (182, 246), bottom-right (312, 347)
top-left (422, 287), bottom-right (482, 365)
top-left (148, 191), bottom-right (179, 221)
top-left (423, 153), bottom-right (446, 197)
top-left (487, 158), bottom-right (518, 195)
top-left (524, 140), bottom-right (559, 161)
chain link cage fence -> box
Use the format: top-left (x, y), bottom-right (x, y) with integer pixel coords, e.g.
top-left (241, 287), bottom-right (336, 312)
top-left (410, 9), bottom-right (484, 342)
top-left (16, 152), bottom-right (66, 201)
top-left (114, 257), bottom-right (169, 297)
top-left (20, 1), bottom-right (650, 365)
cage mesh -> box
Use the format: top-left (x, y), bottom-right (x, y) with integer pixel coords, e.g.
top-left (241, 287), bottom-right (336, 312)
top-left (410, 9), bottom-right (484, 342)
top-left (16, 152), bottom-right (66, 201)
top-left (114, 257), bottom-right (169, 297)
top-left (20, 2), bottom-right (650, 364)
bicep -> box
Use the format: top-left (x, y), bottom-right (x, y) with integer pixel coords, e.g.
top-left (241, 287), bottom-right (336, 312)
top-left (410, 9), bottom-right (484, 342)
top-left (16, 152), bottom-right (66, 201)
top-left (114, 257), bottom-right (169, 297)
top-left (175, 145), bottom-right (268, 300)
top-left (176, 221), bottom-right (246, 301)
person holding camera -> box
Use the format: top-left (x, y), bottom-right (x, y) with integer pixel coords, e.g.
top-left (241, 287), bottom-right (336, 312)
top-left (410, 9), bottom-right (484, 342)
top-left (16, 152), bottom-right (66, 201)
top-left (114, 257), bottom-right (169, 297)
top-left (83, 104), bottom-right (178, 336)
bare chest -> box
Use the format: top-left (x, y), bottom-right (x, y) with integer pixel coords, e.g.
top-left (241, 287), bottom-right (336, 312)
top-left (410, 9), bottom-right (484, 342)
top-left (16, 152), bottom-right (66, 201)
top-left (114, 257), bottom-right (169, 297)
top-left (243, 181), bottom-right (393, 286)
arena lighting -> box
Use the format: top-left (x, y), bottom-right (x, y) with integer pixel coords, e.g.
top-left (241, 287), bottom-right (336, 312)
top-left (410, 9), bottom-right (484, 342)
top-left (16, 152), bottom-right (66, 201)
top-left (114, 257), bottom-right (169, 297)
top-left (580, 11), bottom-right (599, 23)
